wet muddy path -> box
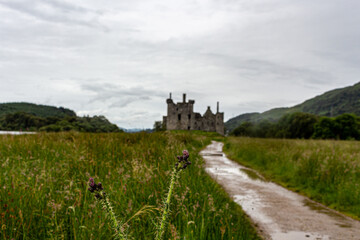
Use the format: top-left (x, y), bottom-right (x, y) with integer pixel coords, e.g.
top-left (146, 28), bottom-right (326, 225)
top-left (200, 141), bottom-right (360, 240)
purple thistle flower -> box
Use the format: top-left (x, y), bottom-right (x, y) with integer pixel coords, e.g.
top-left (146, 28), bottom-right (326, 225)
top-left (88, 177), bottom-right (105, 199)
top-left (89, 177), bottom-right (95, 187)
top-left (175, 150), bottom-right (191, 170)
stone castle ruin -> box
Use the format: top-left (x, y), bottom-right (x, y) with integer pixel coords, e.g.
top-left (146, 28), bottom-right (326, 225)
top-left (163, 93), bottom-right (224, 135)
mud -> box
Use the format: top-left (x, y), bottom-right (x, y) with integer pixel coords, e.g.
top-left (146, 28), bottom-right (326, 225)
top-left (200, 141), bottom-right (360, 240)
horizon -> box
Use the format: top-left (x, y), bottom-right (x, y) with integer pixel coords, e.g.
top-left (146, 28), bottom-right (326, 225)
top-left (1, 77), bottom-right (358, 130)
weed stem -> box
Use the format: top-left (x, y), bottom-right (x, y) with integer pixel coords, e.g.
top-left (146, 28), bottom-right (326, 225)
top-left (156, 166), bottom-right (179, 240)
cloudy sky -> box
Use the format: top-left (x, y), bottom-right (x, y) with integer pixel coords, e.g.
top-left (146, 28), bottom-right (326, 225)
top-left (0, 0), bottom-right (359, 129)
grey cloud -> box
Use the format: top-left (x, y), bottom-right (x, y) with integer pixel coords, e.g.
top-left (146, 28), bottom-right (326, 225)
top-left (81, 82), bottom-right (167, 108)
top-left (312, 50), bottom-right (360, 69)
top-left (109, 99), bottom-right (135, 108)
top-left (113, 110), bottom-right (160, 128)
top-left (41, 0), bottom-right (90, 14)
top-left (200, 52), bottom-right (334, 86)
top-left (0, 0), bottom-right (107, 30)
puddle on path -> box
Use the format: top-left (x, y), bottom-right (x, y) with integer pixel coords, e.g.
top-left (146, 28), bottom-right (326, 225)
top-left (201, 153), bottom-right (224, 157)
top-left (240, 168), bottom-right (267, 181)
top-left (272, 231), bottom-right (330, 240)
top-left (200, 141), bottom-right (360, 240)
top-left (303, 199), bottom-right (352, 228)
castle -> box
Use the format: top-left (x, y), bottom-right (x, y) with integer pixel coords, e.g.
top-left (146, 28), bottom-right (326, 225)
top-left (163, 93), bottom-right (224, 135)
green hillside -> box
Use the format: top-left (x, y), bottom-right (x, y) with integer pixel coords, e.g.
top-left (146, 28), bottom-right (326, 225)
top-left (225, 112), bottom-right (260, 132)
top-left (226, 82), bottom-right (360, 132)
top-left (0, 102), bottom-right (121, 132)
top-left (298, 82), bottom-right (360, 115)
top-left (0, 102), bottom-right (76, 118)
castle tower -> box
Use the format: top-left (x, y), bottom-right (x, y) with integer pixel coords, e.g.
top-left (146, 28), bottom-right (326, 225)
top-left (165, 93), bottom-right (195, 131)
top-left (215, 101), bottom-right (224, 135)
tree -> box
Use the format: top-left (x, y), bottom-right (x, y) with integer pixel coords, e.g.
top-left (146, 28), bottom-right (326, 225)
top-left (254, 120), bottom-right (275, 138)
top-left (230, 122), bottom-right (254, 136)
top-left (288, 112), bottom-right (318, 139)
top-left (275, 112), bottom-right (318, 139)
top-left (313, 117), bottom-right (338, 139)
top-left (153, 121), bottom-right (165, 132)
top-left (334, 113), bottom-right (360, 140)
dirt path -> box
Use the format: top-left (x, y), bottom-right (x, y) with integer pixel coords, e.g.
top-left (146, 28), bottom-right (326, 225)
top-left (200, 141), bottom-right (360, 240)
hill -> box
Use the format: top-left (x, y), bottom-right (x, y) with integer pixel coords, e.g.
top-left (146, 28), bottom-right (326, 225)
top-left (0, 102), bottom-right (121, 132)
top-left (225, 112), bottom-right (261, 133)
top-left (226, 82), bottom-right (360, 132)
top-left (0, 102), bottom-right (76, 118)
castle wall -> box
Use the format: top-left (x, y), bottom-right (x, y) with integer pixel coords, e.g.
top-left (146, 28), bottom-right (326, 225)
top-left (202, 107), bottom-right (216, 132)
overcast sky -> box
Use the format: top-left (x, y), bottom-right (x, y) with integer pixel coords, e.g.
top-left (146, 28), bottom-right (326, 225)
top-left (0, 0), bottom-right (359, 129)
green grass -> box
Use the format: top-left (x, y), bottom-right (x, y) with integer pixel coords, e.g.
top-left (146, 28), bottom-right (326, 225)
top-left (224, 137), bottom-right (360, 219)
top-left (0, 131), bottom-right (259, 239)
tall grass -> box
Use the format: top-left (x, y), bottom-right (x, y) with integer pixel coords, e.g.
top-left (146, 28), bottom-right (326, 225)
top-left (224, 137), bottom-right (360, 219)
top-left (0, 132), bottom-right (259, 239)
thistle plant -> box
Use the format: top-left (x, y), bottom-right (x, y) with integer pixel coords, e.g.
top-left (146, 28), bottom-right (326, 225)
top-left (88, 150), bottom-right (190, 240)
top-left (88, 177), bottom-right (126, 240)
top-left (155, 150), bottom-right (191, 240)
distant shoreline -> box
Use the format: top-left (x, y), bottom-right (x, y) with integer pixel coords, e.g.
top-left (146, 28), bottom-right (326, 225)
top-left (0, 131), bottom-right (36, 135)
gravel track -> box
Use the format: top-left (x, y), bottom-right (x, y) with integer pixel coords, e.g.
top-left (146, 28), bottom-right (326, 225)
top-left (200, 141), bottom-right (360, 240)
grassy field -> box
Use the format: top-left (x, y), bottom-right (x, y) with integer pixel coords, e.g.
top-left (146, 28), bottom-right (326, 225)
top-left (224, 137), bottom-right (360, 219)
top-left (0, 131), bottom-right (259, 240)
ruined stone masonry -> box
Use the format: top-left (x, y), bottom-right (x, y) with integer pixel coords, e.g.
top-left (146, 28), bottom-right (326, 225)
top-left (163, 93), bottom-right (224, 135)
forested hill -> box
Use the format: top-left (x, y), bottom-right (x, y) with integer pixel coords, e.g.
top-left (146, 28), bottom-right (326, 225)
top-left (0, 102), bottom-right (121, 132)
top-left (226, 82), bottom-right (360, 132)
top-left (0, 102), bottom-right (76, 118)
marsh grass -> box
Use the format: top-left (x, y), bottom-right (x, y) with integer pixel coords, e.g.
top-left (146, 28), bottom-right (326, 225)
top-left (224, 137), bottom-right (360, 219)
top-left (0, 131), bottom-right (259, 239)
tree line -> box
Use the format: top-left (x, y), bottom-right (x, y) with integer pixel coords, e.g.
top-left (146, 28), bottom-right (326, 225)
top-left (0, 112), bottom-right (122, 133)
top-left (230, 112), bottom-right (360, 140)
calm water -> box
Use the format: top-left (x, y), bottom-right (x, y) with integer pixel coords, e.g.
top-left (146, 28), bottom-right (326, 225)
top-left (0, 131), bottom-right (36, 135)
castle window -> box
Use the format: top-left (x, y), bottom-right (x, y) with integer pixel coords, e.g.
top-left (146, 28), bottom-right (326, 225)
top-left (188, 114), bottom-right (191, 119)
top-left (178, 114), bottom-right (181, 121)
top-left (188, 126), bottom-right (190, 130)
